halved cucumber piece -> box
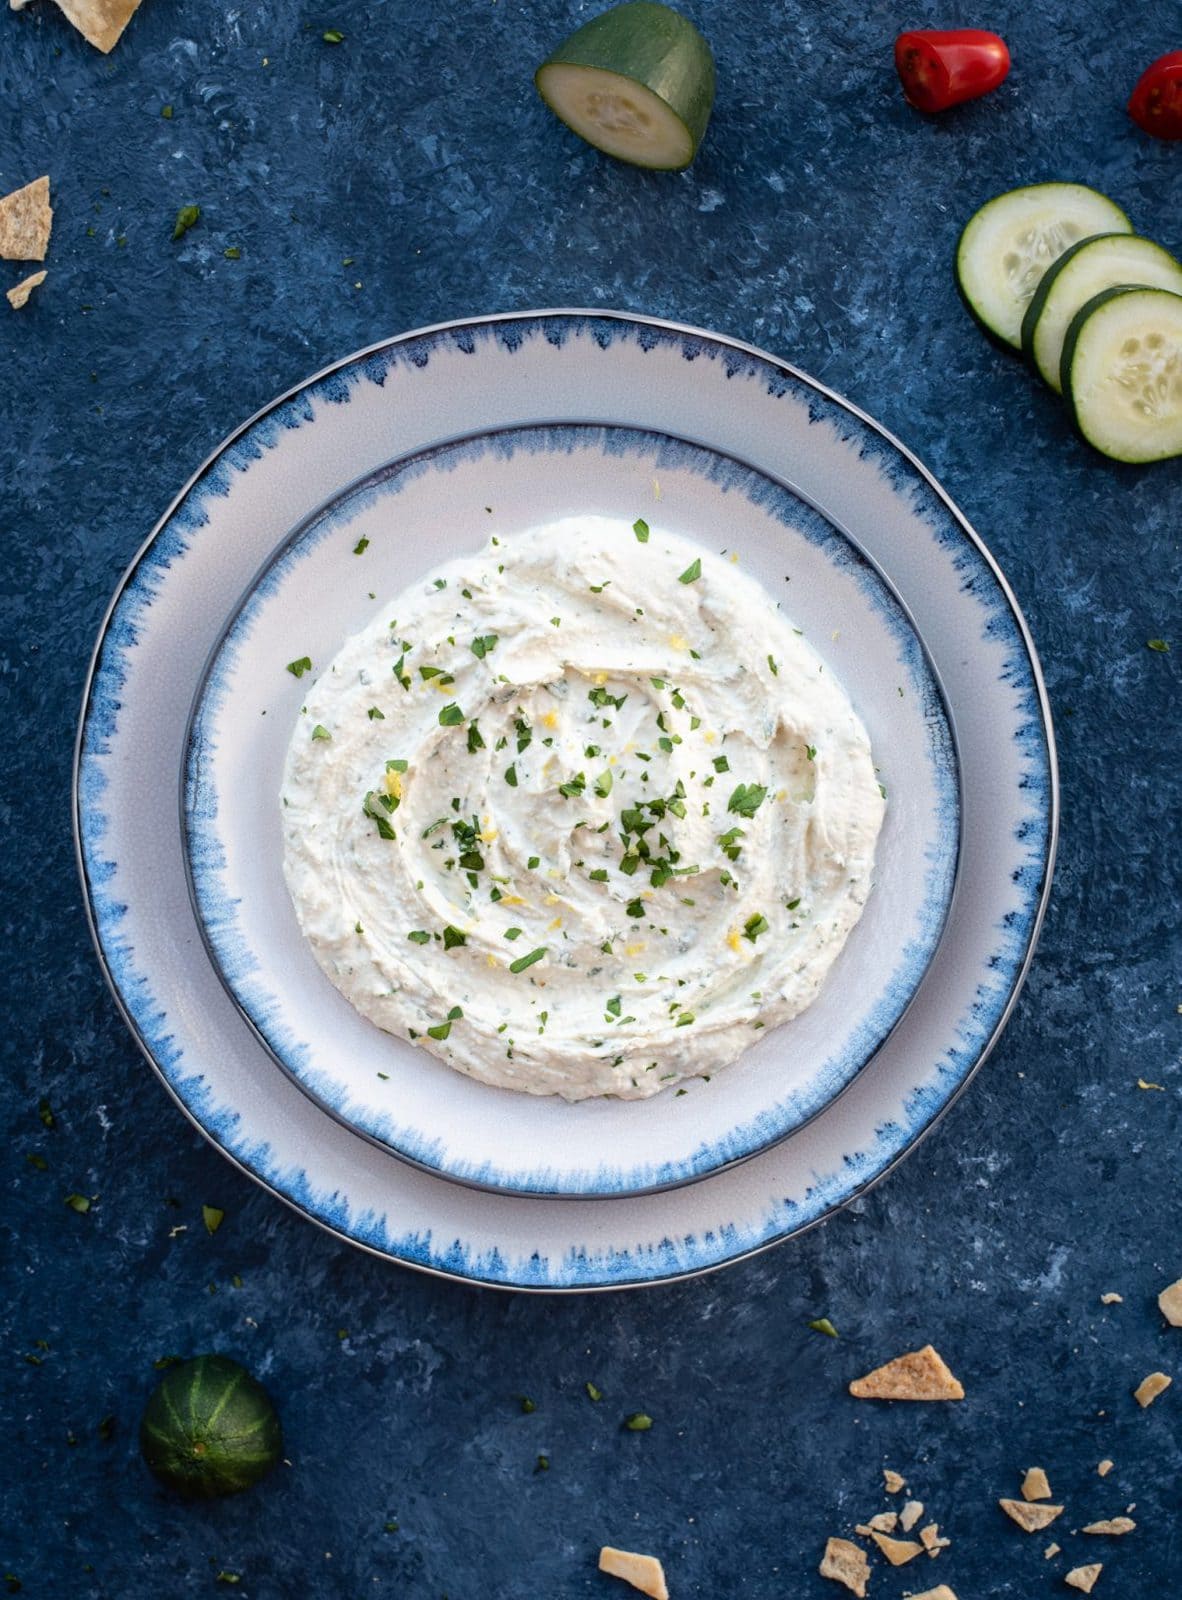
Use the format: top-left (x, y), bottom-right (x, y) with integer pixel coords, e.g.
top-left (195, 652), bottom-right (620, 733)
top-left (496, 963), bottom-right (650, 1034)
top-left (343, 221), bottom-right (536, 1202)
top-left (535, 1), bottom-right (715, 171)
top-left (956, 183), bottom-right (1132, 349)
top-left (1061, 286), bottom-right (1182, 463)
top-left (1021, 233), bottom-right (1182, 393)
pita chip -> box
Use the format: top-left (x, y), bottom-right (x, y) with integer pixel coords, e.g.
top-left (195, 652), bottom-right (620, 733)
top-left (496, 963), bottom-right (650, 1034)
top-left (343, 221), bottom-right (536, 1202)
top-left (1158, 1278), bottom-right (1182, 1326)
top-left (870, 1532), bottom-right (924, 1566)
top-left (849, 1345), bottom-right (964, 1401)
top-left (7, 268), bottom-right (46, 308)
top-left (598, 1548), bottom-right (668, 1600)
top-left (1022, 1467), bottom-right (1053, 1501)
top-left (819, 1538), bottom-right (870, 1598)
top-left (1082, 1518), bottom-right (1135, 1536)
top-left (1096, 1459), bottom-right (1114, 1477)
top-left (919, 1523), bottom-right (950, 1556)
top-left (1065, 1564), bottom-right (1103, 1593)
top-left (1133, 1371), bottom-right (1171, 1407)
top-left (0, 176), bottom-right (52, 261)
top-left (52, 0), bottom-right (143, 53)
top-left (999, 1498), bottom-right (1064, 1532)
top-left (883, 1469), bottom-right (906, 1494)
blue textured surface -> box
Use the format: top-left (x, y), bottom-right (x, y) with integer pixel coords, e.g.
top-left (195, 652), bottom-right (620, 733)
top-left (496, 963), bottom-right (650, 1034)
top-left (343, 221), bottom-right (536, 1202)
top-left (2, 1), bottom-right (1179, 1595)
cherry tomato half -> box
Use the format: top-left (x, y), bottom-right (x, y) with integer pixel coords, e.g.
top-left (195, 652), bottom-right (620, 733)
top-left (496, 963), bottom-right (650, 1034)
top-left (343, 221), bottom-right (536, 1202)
top-left (1128, 51), bottom-right (1182, 140)
top-left (895, 28), bottom-right (1011, 113)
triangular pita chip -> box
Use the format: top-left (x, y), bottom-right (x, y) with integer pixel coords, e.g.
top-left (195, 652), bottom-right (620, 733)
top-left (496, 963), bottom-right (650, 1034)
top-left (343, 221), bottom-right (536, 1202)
top-left (999, 1498), bottom-right (1063, 1532)
top-left (899, 1500), bottom-right (924, 1532)
top-left (819, 1538), bottom-right (869, 1598)
top-left (920, 1523), bottom-right (950, 1555)
top-left (883, 1469), bottom-right (906, 1493)
top-left (0, 177), bottom-right (52, 261)
top-left (849, 1345), bottom-right (964, 1401)
top-left (1065, 1564), bottom-right (1103, 1593)
top-left (870, 1532), bottom-right (924, 1566)
top-left (598, 1547), bottom-right (668, 1600)
top-left (1158, 1278), bottom-right (1182, 1326)
top-left (1022, 1466), bottom-right (1052, 1501)
top-left (1082, 1518), bottom-right (1134, 1536)
top-left (53, 0), bottom-right (143, 52)
top-left (7, 268), bottom-right (46, 308)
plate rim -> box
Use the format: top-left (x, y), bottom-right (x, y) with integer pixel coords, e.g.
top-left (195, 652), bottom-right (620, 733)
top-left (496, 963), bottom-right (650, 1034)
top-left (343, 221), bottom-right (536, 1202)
top-left (73, 307), bottom-right (1058, 1291)
top-left (179, 416), bottom-right (964, 1200)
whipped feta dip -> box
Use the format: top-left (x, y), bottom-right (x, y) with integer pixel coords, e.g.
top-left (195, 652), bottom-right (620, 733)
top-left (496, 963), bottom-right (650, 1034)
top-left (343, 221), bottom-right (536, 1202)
top-left (280, 516), bottom-right (885, 1100)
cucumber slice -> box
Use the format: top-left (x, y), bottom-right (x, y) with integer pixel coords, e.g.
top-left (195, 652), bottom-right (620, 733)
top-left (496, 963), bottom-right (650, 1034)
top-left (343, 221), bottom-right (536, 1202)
top-left (1022, 233), bottom-right (1182, 393)
top-left (535, 1), bottom-right (715, 171)
top-left (1061, 286), bottom-right (1182, 463)
top-left (956, 183), bottom-right (1132, 349)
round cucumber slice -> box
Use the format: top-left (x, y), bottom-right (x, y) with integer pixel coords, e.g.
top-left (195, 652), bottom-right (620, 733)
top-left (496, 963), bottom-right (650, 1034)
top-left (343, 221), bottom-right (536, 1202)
top-left (535, 1), bottom-right (715, 171)
top-left (1022, 233), bottom-right (1182, 393)
top-left (956, 183), bottom-right (1133, 349)
top-left (1061, 286), bottom-right (1182, 463)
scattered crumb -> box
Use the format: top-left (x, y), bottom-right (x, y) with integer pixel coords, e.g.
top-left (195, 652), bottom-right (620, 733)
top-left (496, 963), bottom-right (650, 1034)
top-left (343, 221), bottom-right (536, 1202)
top-left (1100, 1293), bottom-right (1123, 1305)
top-left (1133, 1371), bottom-right (1171, 1408)
top-left (919, 1524), bottom-right (950, 1556)
top-left (1097, 1459), bottom-right (1113, 1477)
top-left (1082, 1518), bottom-right (1135, 1536)
top-left (1022, 1467), bottom-right (1052, 1502)
top-left (1136, 1078), bottom-right (1165, 1090)
top-left (870, 1532), bottom-right (924, 1566)
top-left (1045, 1543), bottom-right (1061, 1559)
top-left (598, 1547), bottom-right (668, 1600)
top-left (1158, 1279), bottom-right (1182, 1327)
top-left (849, 1346), bottom-right (964, 1402)
top-left (819, 1537), bottom-right (869, 1598)
top-left (865, 1512), bottom-right (898, 1533)
top-left (999, 1498), bottom-right (1064, 1532)
top-left (899, 1500), bottom-right (924, 1532)
top-left (906, 1588), bottom-right (959, 1600)
top-left (6, 268), bottom-right (46, 308)
top-left (0, 175), bottom-right (52, 261)
top-left (883, 1469), bottom-right (906, 1494)
top-left (1065, 1563), bottom-right (1103, 1593)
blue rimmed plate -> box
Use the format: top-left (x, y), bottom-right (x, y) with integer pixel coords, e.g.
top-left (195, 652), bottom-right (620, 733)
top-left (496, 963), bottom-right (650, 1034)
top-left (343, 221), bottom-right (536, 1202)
top-left (75, 311), bottom-right (1054, 1288)
top-left (183, 423), bottom-right (958, 1197)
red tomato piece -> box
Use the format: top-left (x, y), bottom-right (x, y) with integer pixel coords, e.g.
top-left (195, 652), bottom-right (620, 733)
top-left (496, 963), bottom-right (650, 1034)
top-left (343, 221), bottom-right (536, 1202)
top-left (894, 29), bottom-right (1011, 113)
top-left (1128, 51), bottom-right (1182, 140)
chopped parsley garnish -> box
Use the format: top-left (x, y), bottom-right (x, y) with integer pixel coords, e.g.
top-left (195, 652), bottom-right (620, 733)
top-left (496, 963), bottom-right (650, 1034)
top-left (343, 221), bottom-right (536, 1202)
top-left (467, 721), bottom-right (485, 753)
top-left (589, 685), bottom-right (627, 712)
top-left (717, 825), bottom-right (745, 861)
top-left (768, 655), bottom-right (779, 676)
top-left (442, 925), bottom-right (467, 950)
top-left (38, 1099), bottom-right (55, 1130)
top-left (675, 1012), bottom-right (695, 1027)
top-left (588, 868), bottom-right (608, 882)
top-left (678, 557), bottom-right (701, 584)
top-left (433, 577), bottom-right (447, 590)
top-left (322, 28), bottom-right (345, 43)
top-left (585, 1381), bottom-right (603, 1402)
top-left (427, 1005), bottom-right (463, 1042)
top-left (727, 782), bottom-right (767, 818)
top-left (391, 654), bottom-right (411, 691)
top-left (509, 947), bottom-right (546, 973)
top-left (286, 656), bottom-right (312, 678)
top-left (202, 1205), bottom-right (224, 1234)
top-left (515, 715), bottom-right (533, 752)
top-left (785, 896), bottom-right (801, 910)
top-left (470, 634), bottom-right (498, 659)
top-left (520, 1396), bottom-right (536, 1413)
top-left (223, 246), bottom-right (241, 260)
top-left (805, 744), bottom-right (817, 761)
top-left (808, 1316), bottom-right (839, 1338)
top-left (367, 706), bottom-right (385, 720)
top-left (1148, 638), bottom-right (1170, 653)
top-left (362, 790), bottom-right (396, 839)
top-left (712, 755), bottom-right (730, 773)
top-left (407, 930), bottom-right (430, 944)
top-left (353, 536), bottom-right (370, 555)
top-left (605, 996), bottom-right (622, 1018)
top-left (64, 1193), bottom-right (91, 1213)
top-left (623, 1413), bottom-right (653, 1431)
top-left (504, 927), bottom-right (523, 941)
top-left (419, 664), bottom-right (448, 681)
top-left (633, 518), bottom-right (650, 543)
top-left (311, 724), bottom-right (331, 741)
top-left (626, 898), bottom-right (645, 919)
top-left (593, 770), bottom-right (613, 798)
top-left (172, 204), bottom-right (200, 241)
top-left (387, 758), bottom-right (409, 773)
top-left (557, 772), bottom-right (586, 799)
top-left (504, 763), bottom-right (518, 787)
top-left (438, 703), bottom-right (465, 726)
top-left (743, 913), bottom-right (769, 943)
top-left (527, 855), bottom-right (540, 869)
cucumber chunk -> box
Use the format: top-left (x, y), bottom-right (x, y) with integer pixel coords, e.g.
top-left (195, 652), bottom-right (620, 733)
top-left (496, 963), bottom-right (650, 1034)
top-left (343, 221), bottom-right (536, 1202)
top-left (957, 183), bottom-right (1132, 349)
top-left (535, 1), bottom-right (715, 171)
top-left (1061, 286), bottom-right (1182, 463)
top-left (1022, 233), bottom-right (1182, 393)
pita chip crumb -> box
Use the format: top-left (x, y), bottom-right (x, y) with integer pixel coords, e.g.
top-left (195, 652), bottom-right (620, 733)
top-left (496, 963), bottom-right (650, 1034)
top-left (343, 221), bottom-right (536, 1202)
top-left (1045, 1543), bottom-right (1062, 1559)
top-left (1065, 1563), bottom-right (1103, 1593)
top-left (0, 176), bottom-right (52, 261)
top-left (865, 1512), bottom-right (898, 1533)
top-left (598, 1548), bottom-right (668, 1600)
top-left (883, 1469), bottom-right (906, 1494)
top-left (1158, 1279), bottom-right (1182, 1327)
top-left (869, 1532), bottom-right (924, 1566)
top-left (919, 1524), bottom-right (950, 1556)
top-left (1096, 1459), bottom-right (1114, 1477)
top-left (849, 1345), bottom-right (964, 1401)
top-left (1099, 1293), bottom-right (1123, 1305)
top-left (1082, 1518), bottom-right (1135, 1536)
top-left (999, 1497), bottom-right (1064, 1532)
top-left (905, 1589), bottom-right (959, 1600)
top-left (51, 0), bottom-right (143, 52)
top-left (7, 268), bottom-right (46, 308)
top-left (819, 1537), bottom-right (870, 1598)
top-left (1133, 1371), bottom-right (1171, 1407)
top-left (1022, 1467), bottom-right (1052, 1501)
top-left (899, 1500), bottom-right (924, 1532)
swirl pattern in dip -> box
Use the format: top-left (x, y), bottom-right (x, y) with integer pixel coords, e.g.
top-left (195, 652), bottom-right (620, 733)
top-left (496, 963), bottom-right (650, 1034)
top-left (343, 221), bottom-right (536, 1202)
top-left (281, 516), bottom-right (885, 1099)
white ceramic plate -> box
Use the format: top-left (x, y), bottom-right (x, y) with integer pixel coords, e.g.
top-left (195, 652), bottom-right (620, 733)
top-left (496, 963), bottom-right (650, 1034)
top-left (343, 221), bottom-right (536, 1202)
top-left (76, 312), bottom-right (1055, 1289)
top-left (183, 423), bottom-right (959, 1197)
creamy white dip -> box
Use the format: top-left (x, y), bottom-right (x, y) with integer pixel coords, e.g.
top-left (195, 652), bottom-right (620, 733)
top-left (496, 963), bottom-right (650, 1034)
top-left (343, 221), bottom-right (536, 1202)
top-left (281, 516), bottom-right (884, 1100)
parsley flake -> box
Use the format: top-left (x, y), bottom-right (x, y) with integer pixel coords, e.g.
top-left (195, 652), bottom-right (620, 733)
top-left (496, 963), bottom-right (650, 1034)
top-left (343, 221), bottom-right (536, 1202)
top-left (678, 557), bottom-right (702, 584)
top-left (438, 703), bottom-right (465, 726)
top-left (407, 930), bottom-right (430, 944)
top-left (509, 947), bottom-right (546, 973)
top-left (442, 925), bottom-right (467, 950)
top-left (286, 656), bottom-right (312, 678)
top-left (367, 706), bottom-right (385, 721)
top-left (633, 518), bottom-right (650, 543)
top-left (172, 204), bottom-right (200, 241)
top-left (471, 634), bottom-right (498, 659)
top-left (727, 783), bottom-right (767, 818)
top-left (311, 724), bottom-right (332, 741)
top-left (353, 536), bottom-right (369, 554)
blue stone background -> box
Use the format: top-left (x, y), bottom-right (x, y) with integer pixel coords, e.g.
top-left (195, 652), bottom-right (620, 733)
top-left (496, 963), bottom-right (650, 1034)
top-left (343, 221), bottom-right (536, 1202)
top-left (2, 0), bottom-right (1179, 1594)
